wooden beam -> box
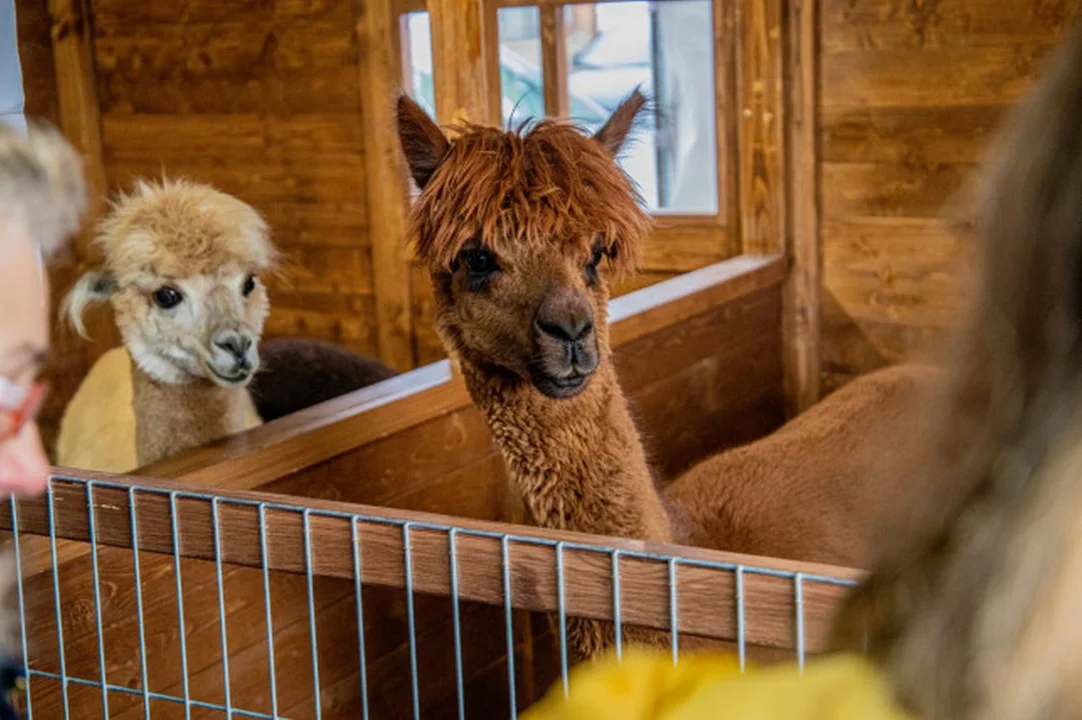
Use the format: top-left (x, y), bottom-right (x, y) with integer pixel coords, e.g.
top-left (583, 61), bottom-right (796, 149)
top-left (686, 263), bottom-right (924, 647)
top-left (357, 0), bottom-right (417, 371)
top-left (47, 0), bottom-right (119, 359)
top-left (482, 1), bottom-right (503, 125)
top-left (782, 0), bottom-right (821, 415)
top-left (735, 0), bottom-right (784, 256)
top-left (429, 0), bottom-right (490, 127)
top-left (540, 4), bottom-right (569, 118)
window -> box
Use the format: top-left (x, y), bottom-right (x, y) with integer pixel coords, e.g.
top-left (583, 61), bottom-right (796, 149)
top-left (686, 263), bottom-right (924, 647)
top-left (403, 12), bottom-right (436, 119)
top-left (397, 0), bottom-right (721, 216)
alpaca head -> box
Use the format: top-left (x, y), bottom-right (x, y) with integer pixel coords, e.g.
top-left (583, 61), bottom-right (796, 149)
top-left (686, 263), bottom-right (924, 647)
top-left (64, 178), bottom-right (278, 388)
top-left (397, 91), bottom-right (650, 399)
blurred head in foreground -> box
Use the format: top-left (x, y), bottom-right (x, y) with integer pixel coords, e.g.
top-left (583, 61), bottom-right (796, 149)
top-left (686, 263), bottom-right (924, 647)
top-left (831, 12), bottom-right (1082, 720)
top-left (0, 122), bottom-right (86, 497)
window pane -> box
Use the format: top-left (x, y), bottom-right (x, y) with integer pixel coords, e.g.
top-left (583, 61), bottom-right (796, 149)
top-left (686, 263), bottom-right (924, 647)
top-left (565, 1), bottom-right (717, 214)
top-left (404, 12), bottom-right (436, 119)
top-left (497, 7), bottom-right (545, 127)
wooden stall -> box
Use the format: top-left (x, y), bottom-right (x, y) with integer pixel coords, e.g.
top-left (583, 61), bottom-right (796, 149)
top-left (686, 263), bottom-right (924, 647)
top-left (9, 254), bottom-right (796, 718)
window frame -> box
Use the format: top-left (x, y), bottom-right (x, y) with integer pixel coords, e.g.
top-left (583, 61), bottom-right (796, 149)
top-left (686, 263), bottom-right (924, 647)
top-left (393, 0), bottom-right (739, 272)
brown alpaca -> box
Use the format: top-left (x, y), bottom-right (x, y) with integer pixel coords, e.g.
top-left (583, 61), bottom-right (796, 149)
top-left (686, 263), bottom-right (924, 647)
top-left (831, 15), bottom-right (1082, 720)
top-left (56, 178), bottom-right (277, 471)
top-left (396, 92), bottom-right (940, 659)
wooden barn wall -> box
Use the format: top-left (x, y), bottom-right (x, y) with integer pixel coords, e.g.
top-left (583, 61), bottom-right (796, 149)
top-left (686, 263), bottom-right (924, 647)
top-left (818, 0), bottom-right (1079, 392)
top-left (15, 0), bottom-right (737, 452)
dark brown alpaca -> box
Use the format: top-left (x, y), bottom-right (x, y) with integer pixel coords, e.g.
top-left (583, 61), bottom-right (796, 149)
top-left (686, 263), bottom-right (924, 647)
top-left (830, 15), bottom-right (1082, 720)
top-left (248, 338), bottom-right (398, 421)
top-left (396, 91), bottom-right (938, 659)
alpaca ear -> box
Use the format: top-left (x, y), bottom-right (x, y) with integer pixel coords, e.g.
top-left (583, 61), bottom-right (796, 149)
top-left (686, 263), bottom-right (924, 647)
top-left (63, 269), bottom-right (117, 339)
top-left (396, 94), bottom-right (450, 190)
top-left (592, 88), bottom-right (647, 156)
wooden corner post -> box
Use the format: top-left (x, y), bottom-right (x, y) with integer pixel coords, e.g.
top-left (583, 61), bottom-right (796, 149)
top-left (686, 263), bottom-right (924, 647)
top-left (781, 0), bottom-right (821, 416)
top-left (357, 0), bottom-right (417, 372)
top-left (736, 0), bottom-right (820, 417)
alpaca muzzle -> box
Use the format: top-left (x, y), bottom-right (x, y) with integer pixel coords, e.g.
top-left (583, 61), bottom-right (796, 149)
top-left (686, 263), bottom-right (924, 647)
top-left (207, 330), bottom-right (259, 386)
top-left (530, 289), bottom-right (599, 398)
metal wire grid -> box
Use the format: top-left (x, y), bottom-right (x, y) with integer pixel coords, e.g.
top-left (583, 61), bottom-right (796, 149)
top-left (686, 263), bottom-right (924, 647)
top-left (2, 474), bottom-right (859, 719)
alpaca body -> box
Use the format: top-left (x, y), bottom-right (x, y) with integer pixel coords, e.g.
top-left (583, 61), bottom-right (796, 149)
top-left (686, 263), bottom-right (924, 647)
top-left (56, 346), bottom-right (261, 472)
top-left (666, 363), bottom-right (941, 568)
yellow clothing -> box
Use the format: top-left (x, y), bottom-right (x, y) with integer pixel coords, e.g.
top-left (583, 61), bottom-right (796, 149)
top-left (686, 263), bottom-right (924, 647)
top-left (523, 651), bottom-right (911, 720)
top-left (56, 346), bottom-right (138, 473)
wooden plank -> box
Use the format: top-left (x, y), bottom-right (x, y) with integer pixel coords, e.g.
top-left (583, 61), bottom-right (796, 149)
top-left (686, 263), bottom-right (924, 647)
top-left (429, 0), bottom-right (490, 126)
top-left (92, 14), bottom-right (363, 115)
top-left (820, 44), bottom-right (1058, 110)
top-left (609, 254), bottom-right (785, 343)
top-left (642, 222), bottom-right (731, 272)
top-left (482, 1), bottom-right (503, 126)
top-left (539, 3), bottom-right (569, 117)
top-left (822, 161), bottom-right (978, 219)
top-left (820, 104), bottom-right (1008, 165)
top-left (736, 0), bottom-right (784, 254)
top-left (5, 475), bottom-right (862, 652)
top-left (357, 0), bottom-right (417, 371)
top-left (782, 0), bottom-right (821, 415)
top-left (717, 0), bottom-right (741, 232)
top-left (820, 0), bottom-right (1075, 53)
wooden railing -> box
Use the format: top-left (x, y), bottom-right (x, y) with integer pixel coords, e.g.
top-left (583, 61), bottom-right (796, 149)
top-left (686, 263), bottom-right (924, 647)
top-left (1, 471), bottom-right (861, 719)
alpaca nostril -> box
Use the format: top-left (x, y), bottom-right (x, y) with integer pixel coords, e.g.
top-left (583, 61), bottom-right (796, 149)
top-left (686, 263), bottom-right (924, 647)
top-left (535, 317), bottom-right (594, 343)
top-left (215, 334), bottom-right (253, 361)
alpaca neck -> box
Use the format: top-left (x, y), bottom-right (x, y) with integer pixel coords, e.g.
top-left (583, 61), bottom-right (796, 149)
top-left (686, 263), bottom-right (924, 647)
top-left (463, 360), bottom-right (673, 543)
top-left (130, 359), bottom-right (257, 468)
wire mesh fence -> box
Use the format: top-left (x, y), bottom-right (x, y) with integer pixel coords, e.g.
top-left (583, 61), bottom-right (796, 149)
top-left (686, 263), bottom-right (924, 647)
top-left (0, 472), bottom-right (860, 719)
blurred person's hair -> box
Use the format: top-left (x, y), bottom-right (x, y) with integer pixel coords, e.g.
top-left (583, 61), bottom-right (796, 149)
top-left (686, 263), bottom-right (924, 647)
top-left (0, 120), bottom-right (87, 259)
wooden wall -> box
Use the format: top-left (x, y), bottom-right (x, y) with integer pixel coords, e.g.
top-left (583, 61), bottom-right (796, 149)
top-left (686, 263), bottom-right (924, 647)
top-left (15, 0), bottom-right (739, 452)
top-left (818, 0), bottom-right (1079, 391)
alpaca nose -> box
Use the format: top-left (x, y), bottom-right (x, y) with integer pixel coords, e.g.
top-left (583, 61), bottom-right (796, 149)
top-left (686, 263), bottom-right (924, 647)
top-left (214, 333), bottom-right (253, 362)
top-left (534, 288), bottom-right (595, 343)
top-left (534, 315), bottom-right (594, 343)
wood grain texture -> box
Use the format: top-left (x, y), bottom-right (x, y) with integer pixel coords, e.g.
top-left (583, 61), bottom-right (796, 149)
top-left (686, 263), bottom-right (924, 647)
top-left (357, 0), bottom-right (416, 371)
top-left (539, 3), bottom-right (569, 117)
top-left (782, 0), bottom-right (821, 416)
top-left (90, 0), bottom-right (381, 374)
top-left (736, 0), bottom-right (784, 255)
top-left (818, 0), bottom-right (1077, 386)
top-left (429, 0), bottom-right (489, 126)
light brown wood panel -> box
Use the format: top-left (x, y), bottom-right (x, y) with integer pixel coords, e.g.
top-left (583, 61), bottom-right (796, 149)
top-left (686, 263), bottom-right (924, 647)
top-left (358, 0), bottom-right (417, 371)
top-left (820, 104), bottom-right (1007, 166)
top-left (818, 0), bottom-right (1078, 386)
top-left (736, 0), bottom-right (784, 255)
top-left (821, 44), bottom-right (1060, 110)
top-left (820, 0), bottom-right (1074, 52)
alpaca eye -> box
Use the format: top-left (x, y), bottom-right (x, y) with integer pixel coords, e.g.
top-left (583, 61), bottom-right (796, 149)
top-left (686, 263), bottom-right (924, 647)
top-left (585, 246), bottom-right (606, 285)
top-left (242, 274), bottom-right (257, 297)
top-left (153, 286), bottom-right (183, 309)
top-left (459, 248), bottom-right (499, 289)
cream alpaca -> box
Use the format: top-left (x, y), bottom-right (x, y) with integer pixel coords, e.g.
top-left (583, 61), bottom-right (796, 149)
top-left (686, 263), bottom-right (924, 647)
top-left (57, 178), bottom-right (276, 471)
